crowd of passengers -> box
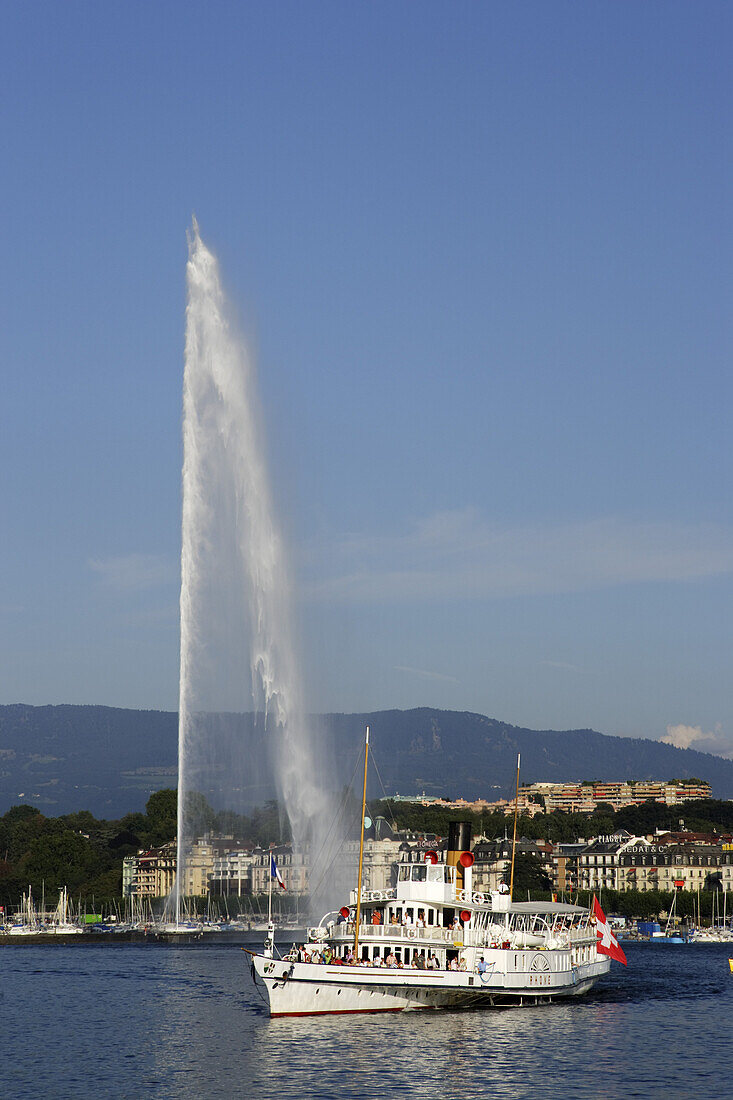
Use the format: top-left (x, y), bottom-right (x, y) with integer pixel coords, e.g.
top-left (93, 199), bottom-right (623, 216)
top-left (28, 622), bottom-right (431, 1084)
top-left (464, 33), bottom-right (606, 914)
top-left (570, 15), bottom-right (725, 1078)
top-left (285, 944), bottom-right (470, 970)
top-left (356, 908), bottom-right (463, 930)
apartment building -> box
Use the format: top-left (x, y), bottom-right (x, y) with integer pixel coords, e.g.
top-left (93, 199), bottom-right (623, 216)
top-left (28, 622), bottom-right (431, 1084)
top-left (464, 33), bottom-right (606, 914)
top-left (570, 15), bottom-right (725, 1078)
top-left (123, 840), bottom-right (177, 898)
top-left (519, 779), bottom-right (711, 814)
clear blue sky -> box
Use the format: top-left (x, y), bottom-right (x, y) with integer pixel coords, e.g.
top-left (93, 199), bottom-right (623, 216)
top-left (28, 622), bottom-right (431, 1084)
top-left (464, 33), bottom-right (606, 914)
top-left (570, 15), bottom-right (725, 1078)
top-left (2, 2), bottom-right (731, 755)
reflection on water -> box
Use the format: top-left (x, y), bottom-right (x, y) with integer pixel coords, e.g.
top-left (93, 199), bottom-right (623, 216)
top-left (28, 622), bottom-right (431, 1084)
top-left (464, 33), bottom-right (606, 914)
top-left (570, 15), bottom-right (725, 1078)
top-left (3, 942), bottom-right (732, 1099)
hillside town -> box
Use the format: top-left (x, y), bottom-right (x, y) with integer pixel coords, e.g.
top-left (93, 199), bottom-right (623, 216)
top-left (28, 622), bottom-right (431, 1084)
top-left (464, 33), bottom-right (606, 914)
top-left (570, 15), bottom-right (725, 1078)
top-left (393, 778), bottom-right (713, 816)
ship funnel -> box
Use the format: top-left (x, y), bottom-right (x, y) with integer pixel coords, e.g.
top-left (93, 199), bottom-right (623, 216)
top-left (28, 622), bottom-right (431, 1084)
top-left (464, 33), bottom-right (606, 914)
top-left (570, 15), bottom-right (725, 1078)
top-left (447, 821), bottom-right (473, 893)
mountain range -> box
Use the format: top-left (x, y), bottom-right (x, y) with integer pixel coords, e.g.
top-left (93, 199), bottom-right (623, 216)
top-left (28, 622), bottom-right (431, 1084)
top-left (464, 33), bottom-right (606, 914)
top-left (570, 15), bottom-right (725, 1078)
top-left (0, 703), bottom-right (731, 819)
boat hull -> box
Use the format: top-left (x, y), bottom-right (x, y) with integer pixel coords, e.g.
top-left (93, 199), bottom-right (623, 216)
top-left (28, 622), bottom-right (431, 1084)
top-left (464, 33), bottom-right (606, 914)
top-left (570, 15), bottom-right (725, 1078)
top-left (251, 951), bottom-right (610, 1017)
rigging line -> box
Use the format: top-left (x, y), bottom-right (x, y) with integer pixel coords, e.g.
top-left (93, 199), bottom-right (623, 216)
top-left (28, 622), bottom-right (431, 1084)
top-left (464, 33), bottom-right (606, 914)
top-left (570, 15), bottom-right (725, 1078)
top-left (369, 752), bottom-right (399, 829)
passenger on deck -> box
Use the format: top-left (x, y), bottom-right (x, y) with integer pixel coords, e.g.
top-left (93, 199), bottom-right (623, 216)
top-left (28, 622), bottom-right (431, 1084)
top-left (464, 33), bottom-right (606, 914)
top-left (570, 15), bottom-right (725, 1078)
top-left (372, 909), bottom-right (382, 925)
top-left (416, 911), bottom-right (426, 927)
top-left (451, 916), bottom-right (462, 932)
top-left (386, 950), bottom-right (398, 967)
top-left (449, 957), bottom-right (459, 971)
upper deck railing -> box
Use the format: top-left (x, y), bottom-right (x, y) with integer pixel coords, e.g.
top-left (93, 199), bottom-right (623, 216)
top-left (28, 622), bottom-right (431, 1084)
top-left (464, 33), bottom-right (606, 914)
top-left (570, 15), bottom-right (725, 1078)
top-left (313, 920), bottom-right (594, 951)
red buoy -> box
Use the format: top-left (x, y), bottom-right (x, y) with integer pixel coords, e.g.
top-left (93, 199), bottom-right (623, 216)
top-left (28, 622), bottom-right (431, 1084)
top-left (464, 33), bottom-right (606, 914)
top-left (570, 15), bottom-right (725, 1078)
top-left (425, 850), bottom-right (439, 864)
top-left (459, 851), bottom-right (474, 868)
top-left (339, 906), bottom-right (350, 920)
top-left (460, 909), bottom-right (472, 923)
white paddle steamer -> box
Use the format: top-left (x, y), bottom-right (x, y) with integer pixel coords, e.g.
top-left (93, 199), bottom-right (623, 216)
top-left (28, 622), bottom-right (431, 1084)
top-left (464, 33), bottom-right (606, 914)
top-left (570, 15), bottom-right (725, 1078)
top-left (250, 730), bottom-right (613, 1016)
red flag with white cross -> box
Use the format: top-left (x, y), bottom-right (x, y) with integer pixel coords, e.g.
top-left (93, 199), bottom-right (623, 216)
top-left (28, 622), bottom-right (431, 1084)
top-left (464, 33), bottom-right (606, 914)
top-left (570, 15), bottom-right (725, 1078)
top-left (593, 896), bottom-right (628, 966)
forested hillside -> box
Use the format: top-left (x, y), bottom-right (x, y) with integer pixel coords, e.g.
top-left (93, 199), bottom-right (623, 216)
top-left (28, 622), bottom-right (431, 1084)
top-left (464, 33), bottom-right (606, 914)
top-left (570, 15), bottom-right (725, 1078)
top-left (1, 704), bottom-right (732, 817)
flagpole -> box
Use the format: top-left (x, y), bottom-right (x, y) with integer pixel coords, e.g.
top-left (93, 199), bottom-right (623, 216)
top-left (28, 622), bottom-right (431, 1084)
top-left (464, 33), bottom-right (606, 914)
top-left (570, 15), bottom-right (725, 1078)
top-left (263, 849), bottom-right (275, 958)
top-left (353, 725), bottom-right (370, 963)
top-left (509, 753), bottom-right (521, 900)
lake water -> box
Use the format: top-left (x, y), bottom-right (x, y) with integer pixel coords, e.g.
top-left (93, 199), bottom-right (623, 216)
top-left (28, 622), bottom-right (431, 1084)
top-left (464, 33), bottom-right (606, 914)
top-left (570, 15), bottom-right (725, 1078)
top-left (3, 940), bottom-right (731, 1099)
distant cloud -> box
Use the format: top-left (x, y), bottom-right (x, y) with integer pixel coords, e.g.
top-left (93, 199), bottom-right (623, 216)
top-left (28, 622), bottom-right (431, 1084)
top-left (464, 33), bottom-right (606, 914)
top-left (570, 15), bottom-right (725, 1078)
top-left (661, 722), bottom-right (733, 759)
top-left (303, 509), bottom-right (733, 604)
top-left (541, 660), bottom-right (581, 673)
top-left (394, 665), bottom-right (460, 684)
top-left (89, 554), bottom-right (177, 592)
top-left (662, 723), bottom-right (709, 750)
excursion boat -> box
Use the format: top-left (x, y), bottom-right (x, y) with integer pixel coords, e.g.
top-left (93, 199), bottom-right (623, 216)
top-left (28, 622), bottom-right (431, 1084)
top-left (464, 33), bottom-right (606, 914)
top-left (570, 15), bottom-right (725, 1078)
top-left (250, 730), bottom-right (622, 1017)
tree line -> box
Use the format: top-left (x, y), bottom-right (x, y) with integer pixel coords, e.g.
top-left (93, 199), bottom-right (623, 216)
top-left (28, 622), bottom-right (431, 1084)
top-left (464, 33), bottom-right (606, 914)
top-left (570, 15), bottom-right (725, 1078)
top-left (2, 789), bottom-right (732, 913)
top-left (0, 789), bottom-right (291, 911)
top-left (369, 796), bottom-right (733, 843)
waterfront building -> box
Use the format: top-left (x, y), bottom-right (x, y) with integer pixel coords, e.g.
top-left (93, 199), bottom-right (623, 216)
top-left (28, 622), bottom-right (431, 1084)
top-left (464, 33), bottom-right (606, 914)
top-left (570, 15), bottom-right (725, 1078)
top-left (470, 836), bottom-right (553, 892)
top-left (208, 848), bottom-right (256, 896)
top-left (248, 837), bottom-right (404, 897)
top-left (518, 779), bottom-right (711, 814)
top-left (250, 845), bottom-right (310, 895)
top-left (549, 842), bottom-right (586, 894)
top-left (577, 833), bottom-right (638, 892)
top-left (124, 840), bottom-right (177, 898)
top-left (618, 837), bottom-right (733, 893)
top-left (177, 836), bottom-right (237, 897)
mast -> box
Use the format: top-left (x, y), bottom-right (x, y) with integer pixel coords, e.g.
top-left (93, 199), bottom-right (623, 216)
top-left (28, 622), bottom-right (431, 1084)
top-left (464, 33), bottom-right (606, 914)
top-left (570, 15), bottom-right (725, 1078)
top-left (268, 849), bottom-right (273, 926)
top-left (353, 725), bottom-right (370, 962)
top-left (509, 753), bottom-right (521, 900)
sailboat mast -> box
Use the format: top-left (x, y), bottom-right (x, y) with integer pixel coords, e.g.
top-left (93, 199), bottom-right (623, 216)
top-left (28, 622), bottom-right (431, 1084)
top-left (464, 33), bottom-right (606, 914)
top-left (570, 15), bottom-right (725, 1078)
top-left (509, 753), bottom-right (521, 900)
top-left (353, 725), bottom-right (370, 962)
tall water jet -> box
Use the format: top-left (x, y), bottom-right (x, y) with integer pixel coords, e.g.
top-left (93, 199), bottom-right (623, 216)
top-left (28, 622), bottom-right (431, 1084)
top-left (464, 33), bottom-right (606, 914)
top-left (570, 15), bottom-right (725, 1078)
top-left (175, 220), bottom-right (336, 919)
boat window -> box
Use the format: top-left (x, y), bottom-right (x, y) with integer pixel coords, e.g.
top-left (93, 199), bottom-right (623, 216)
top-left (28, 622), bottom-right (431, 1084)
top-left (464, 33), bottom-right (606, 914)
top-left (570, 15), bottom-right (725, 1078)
top-left (411, 865), bottom-right (427, 882)
top-left (426, 864), bottom-right (443, 884)
top-left (399, 866), bottom-right (410, 881)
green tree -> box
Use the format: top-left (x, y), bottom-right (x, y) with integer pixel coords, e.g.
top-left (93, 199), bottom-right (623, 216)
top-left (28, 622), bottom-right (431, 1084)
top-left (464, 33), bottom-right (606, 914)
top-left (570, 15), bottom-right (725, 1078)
top-left (511, 854), bottom-right (552, 894)
top-left (145, 788), bottom-right (178, 845)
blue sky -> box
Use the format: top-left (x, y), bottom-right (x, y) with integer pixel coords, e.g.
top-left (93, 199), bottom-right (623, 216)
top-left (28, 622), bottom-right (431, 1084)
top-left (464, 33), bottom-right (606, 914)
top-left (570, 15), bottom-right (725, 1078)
top-left (1, 2), bottom-right (731, 755)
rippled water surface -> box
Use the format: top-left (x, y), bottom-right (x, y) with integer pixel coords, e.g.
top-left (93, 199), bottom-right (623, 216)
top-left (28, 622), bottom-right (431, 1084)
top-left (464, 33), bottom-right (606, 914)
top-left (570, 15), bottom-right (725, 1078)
top-left (3, 941), bottom-right (731, 1099)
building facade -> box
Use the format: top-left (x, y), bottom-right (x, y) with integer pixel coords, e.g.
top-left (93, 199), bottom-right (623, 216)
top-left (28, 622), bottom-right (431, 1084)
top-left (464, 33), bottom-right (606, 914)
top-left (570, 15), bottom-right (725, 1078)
top-left (123, 840), bottom-right (177, 898)
top-left (519, 780), bottom-right (711, 815)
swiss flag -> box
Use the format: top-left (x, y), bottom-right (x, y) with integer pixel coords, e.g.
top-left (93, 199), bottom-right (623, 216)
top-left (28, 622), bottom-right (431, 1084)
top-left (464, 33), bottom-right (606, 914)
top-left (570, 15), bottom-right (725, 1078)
top-left (593, 897), bottom-right (627, 966)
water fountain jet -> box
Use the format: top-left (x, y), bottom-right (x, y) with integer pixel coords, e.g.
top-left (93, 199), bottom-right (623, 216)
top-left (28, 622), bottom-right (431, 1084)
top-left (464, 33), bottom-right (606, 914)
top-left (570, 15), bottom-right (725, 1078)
top-left (174, 220), bottom-right (337, 923)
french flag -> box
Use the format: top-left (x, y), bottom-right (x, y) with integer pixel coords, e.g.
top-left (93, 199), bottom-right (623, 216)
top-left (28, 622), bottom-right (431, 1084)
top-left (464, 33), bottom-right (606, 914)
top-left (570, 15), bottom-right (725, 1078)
top-left (270, 855), bottom-right (286, 890)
